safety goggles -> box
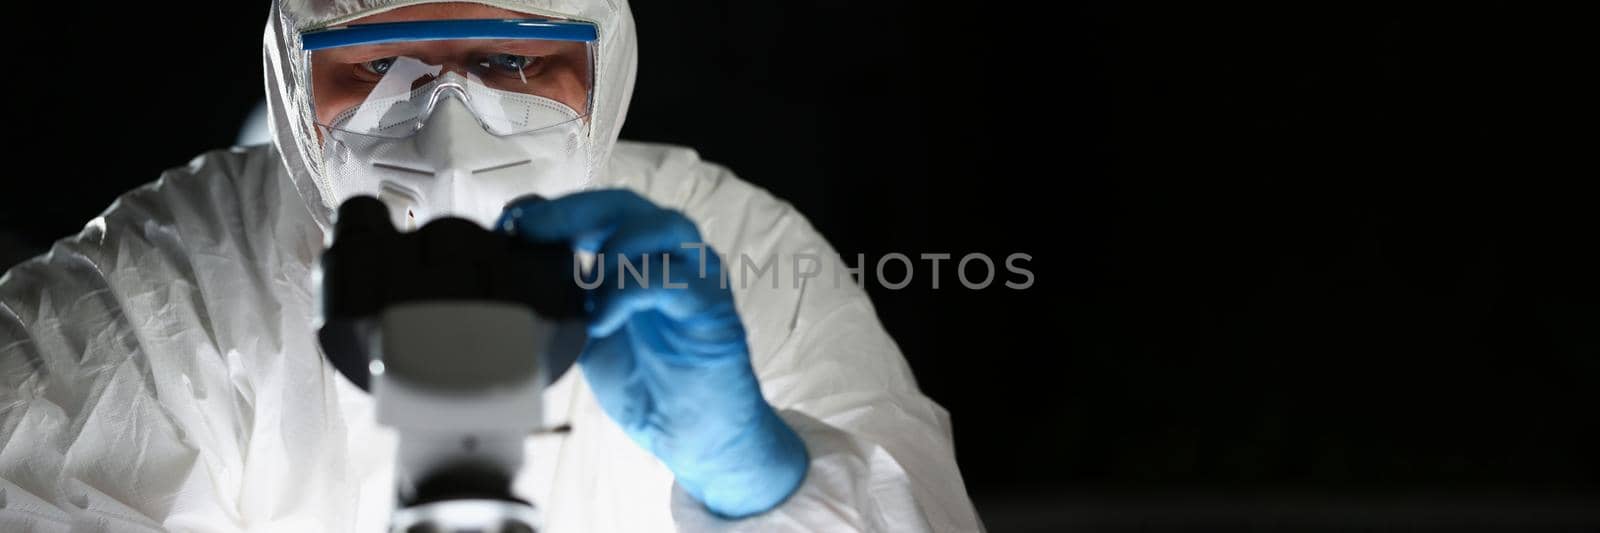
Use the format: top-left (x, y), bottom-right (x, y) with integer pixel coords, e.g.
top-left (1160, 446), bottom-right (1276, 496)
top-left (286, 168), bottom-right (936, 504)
top-left (302, 18), bottom-right (597, 139)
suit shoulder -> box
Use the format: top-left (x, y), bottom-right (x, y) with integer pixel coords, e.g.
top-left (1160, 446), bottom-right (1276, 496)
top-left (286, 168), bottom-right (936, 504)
top-left (1, 146), bottom-right (279, 313)
top-left (608, 140), bottom-right (786, 216)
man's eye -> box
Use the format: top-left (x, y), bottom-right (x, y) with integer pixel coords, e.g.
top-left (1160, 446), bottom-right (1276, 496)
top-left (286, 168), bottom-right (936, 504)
top-left (482, 54), bottom-right (543, 74)
top-left (361, 57), bottom-right (397, 76)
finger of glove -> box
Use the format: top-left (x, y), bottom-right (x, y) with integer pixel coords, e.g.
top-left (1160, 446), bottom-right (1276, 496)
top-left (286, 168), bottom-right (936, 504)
top-left (588, 210), bottom-right (714, 333)
top-left (499, 189), bottom-right (659, 250)
top-left (590, 253), bottom-right (733, 338)
top-left (595, 209), bottom-right (705, 261)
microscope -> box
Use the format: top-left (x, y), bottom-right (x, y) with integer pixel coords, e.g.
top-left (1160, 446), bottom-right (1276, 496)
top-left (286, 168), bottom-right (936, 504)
top-left (315, 196), bottom-right (587, 532)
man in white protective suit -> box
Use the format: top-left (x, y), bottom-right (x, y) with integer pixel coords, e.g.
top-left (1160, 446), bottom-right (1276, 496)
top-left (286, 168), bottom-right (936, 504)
top-left (0, 1), bottom-right (982, 531)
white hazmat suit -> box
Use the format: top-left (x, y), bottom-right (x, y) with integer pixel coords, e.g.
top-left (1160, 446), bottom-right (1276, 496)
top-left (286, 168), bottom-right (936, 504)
top-left (0, 0), bottom-right (982, 531)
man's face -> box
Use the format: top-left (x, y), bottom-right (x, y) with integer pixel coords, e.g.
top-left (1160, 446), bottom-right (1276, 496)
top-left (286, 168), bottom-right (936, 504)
top-left (309, 2), bottom-right (591, 129)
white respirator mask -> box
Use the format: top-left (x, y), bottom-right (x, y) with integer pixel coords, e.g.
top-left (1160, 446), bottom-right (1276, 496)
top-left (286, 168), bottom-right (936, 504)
top-left (303, 18), bottom-right (599, 230)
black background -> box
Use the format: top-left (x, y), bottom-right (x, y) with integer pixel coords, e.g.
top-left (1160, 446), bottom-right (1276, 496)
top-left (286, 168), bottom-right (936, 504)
top-left (2, 1), bottom-right (1594, 530)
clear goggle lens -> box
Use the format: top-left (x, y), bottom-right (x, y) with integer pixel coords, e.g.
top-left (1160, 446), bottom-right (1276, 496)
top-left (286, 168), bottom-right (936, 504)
top-left (304, 20), bottom-right (596, 138)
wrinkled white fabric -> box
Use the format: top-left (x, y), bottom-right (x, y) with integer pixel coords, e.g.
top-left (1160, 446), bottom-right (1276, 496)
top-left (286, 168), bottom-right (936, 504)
top-left (0, 0), bottom-right (984, 531)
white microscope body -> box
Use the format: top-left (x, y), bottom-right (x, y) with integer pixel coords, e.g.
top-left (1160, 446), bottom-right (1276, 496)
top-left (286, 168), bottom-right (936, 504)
top-left (317, 196), bottom-right (586, 532)
top-left (378, 302), bottom-right (554, 532)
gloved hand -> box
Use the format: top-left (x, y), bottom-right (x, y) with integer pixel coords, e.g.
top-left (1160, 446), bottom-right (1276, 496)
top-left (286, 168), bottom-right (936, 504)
top-left (498, 190), bottom-right (808, 518)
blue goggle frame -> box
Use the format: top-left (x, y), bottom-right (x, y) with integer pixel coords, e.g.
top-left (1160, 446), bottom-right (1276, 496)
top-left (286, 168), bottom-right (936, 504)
top-left (302, 18), bottom-right (598, 51)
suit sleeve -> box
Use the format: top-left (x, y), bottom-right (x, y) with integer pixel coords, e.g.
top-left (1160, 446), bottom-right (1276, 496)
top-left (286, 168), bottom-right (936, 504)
top-left (0, 216), bottom-right (222, 532)
top-left (0, 150), bottom-right (344, 532)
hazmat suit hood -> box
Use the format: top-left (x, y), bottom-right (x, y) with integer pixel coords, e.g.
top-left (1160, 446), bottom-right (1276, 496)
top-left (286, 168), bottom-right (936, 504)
top-left (265, 0), bottom-right (638, 231)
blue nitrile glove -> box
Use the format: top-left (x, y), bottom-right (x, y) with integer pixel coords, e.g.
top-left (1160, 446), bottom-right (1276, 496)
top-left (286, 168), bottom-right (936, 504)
top-left (498, 190), bottom-right (808, 518)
